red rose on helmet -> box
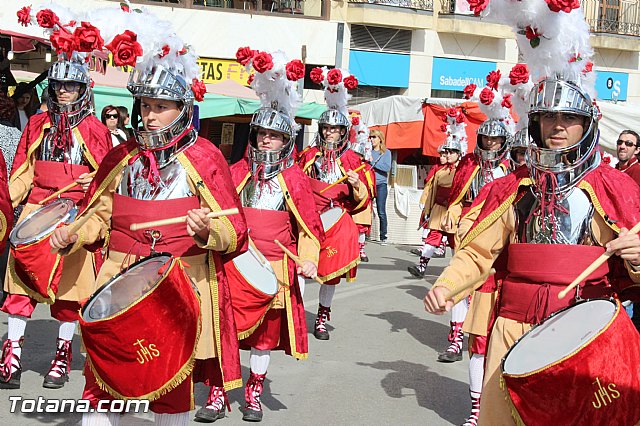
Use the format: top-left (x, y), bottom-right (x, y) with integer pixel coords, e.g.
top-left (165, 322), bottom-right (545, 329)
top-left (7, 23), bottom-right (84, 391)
top-left (236, 46), bottom-right (255, 66)
top-left (501, 94), bottom-right (513, 109)
top-left (467, 0), bottom-right (489, 15)
top-left (344, 75), bottom-right (358, 90)
top-left (50, 30), bottom-right (77, 58)
top-left (456, 113), bottom-right (466, 124)
top-left (545, 0), bottom-right (580, 13)
top-left (479, 88), bottom-right (495, 105)
top-left (327, 68), bottom-right (343, 86)
top-left (463, 84), bottom-right (476, 100)
top-left (509, 64), bottom-right (529, 85)
top-left (352, 116), bottom-right (360, 126)
top-left (159, 45), bottom-right (170, 58)
top-left (17, 6), bottom-right (31, 27)
top-left (74, 22), bottom-right (104, 53)
top-left (486, 70), bottom-right (501, 90)
top-left (247, 74), bottom-right (255, 85)
top-left (582, 61), bottom-right (593, 74)
top-left (447, 107), bottom-right (458, 118)
top-left (36, 9), bottom-right (59, 28)
top-left (440, 123), bottom-right (448, 132)
top-left (252, 51), bottom-right (274, 73)
top-left (191, 79), bottom-right (207, 102)
top-left (310, 67), bottom-right (324, 84)
top-left (286, 59), bottom-right (305, 81)
top-left (106, 30), bottom-right (143, 67)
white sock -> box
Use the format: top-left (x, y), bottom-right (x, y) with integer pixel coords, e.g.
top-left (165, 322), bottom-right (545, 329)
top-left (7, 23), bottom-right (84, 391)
top-left (421, 244), bottom-right (436, 258)
top-left (422, 228), bottom-right (430, 238)
top-left (58, 321), bottom-right (77, 341)
top-left (250, 348), bottom-right (271, 375)
top-left (7, 315), bottom-right (27, 341)
top-left (469, 353), bottom-right (484, 396)
top-left (154, 412), bottom-right (189, 426)
top-left (318, 285), bottom-right (336, 308)
top-left (451, 299), bottom-right (469, 323)
top-left (358, 233), bottom-right (366, 244)
top-left (82, 412), bottom-right (120, 426)
top-left (297, 275), bottom-right (306, 297)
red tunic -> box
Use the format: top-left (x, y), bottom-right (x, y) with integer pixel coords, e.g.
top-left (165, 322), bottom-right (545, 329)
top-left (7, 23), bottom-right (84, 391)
top-left (616, 157), bottom-right (640, 187)
top-left (0, 154), bottom-right (13, 253)
top-left (228, 160), bottom-right (322, 358)
top-left (78, 138), bottom-right (248, 394)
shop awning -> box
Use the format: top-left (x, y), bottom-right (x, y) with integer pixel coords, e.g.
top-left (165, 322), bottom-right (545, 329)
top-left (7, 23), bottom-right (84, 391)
top-left (0, 29), bottom-right (49, 53)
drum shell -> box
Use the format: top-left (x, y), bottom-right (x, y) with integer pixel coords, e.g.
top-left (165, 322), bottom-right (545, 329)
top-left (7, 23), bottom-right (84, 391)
top-left (80, 257), bottom-right (201, 400)
top-left (317, 208), bottom-right (359, 283)
top-left (501, 300), bottom-right (640, 425)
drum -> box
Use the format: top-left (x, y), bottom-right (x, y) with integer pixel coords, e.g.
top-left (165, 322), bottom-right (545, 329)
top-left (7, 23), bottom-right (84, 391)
top-left (226, 243), bottom-right (279, 338)
top-left (317, 207), bottom-right (359, 282)
top-left (9, 198), bottom-right (78, 303)
top-left (501, 298), bottom-right (640, 425)
top-left (80, 254), bottom-right (201, 400)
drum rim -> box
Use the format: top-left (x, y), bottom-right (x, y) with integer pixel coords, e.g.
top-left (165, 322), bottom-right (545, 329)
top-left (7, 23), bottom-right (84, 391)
top-left (81, 252), bottom-right (174, 322)
top-left (10, 198), bottom-right (77, 246)
top-left (500, 297), bottom-right (619, 378)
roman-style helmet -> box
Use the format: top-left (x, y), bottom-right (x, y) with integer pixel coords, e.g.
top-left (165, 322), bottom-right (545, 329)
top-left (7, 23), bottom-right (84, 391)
top-left (309, 67), bottom-right (359, 157)
top-left (483, 0), bottom-right (600, 195)
top-left (349, 113), bottom-right (372, 161)
top-left (236, 47), bottom-right (303, 180)
top-left (17, 5), bottom-right (95, 129)
top-left (96, 4), bottom-right (207, 153)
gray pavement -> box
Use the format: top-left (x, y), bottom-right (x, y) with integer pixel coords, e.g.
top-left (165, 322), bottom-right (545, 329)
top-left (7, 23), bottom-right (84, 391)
top-left (0, 242), bottom-right (469, 425)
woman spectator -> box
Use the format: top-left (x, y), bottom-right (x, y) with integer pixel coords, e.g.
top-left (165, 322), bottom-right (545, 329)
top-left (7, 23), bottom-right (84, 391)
top-left (369, 129), bottom-right (392, 245)
top-left (101, 105), bottom-right (127, 146)
top-left (12, 83), bottom-right (39, 131)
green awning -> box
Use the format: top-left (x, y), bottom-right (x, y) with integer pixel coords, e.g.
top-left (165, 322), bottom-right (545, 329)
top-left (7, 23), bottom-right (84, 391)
top-left (90, 85), bottom-right (325, 120)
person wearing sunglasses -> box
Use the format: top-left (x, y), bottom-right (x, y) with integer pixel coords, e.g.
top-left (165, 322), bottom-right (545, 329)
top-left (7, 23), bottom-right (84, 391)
top-left (615, 130), bottom-right (640, 186)
top-left (100, 105), bottom-right (127, 147)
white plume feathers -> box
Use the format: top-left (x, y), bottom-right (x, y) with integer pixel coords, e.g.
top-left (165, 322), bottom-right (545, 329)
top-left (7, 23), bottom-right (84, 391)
top-left (465, 70), bottom-right (516, 135)
top-left (241, 49), bottom-right (302, 122)
top-left (350, 114), bottom-right (372, 161)
top-left (442, 108), bottom-right (469, 154)
top-left (486, 0), bottom-right (596, 98)
top-left (311, 67), bottom-right (359, 118)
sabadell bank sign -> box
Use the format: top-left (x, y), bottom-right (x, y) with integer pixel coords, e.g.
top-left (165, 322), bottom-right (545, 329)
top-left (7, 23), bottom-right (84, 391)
top-left (432, 57), bottom-right (496, 92)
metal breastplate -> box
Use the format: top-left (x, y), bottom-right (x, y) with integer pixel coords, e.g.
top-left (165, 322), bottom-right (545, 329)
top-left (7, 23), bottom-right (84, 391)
top-left (118, 157), bottom-right (192, 200)
top-left (38, 131), bottom-right (84, 165)
top-left (241, 177), bottom-right (285, 211)
top-left (514, 187), bottom-right (594, 245)
top-left (314, 158), bottom-right (343, 184)
top-left (466, 165), bottom-right (506, 201)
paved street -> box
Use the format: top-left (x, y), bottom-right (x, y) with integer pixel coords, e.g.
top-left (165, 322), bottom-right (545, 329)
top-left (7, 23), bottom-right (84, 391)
top-left (0, 242), bottom-right (470, 425)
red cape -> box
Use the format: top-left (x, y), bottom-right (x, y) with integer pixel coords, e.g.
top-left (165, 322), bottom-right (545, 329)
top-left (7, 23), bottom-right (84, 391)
top-left (296, 146), bottom-right (370, 214)
top-left (79, 137), bottom-right (248, 390)
top-left (11, 113), bottom-right (112, 178)
top-left (448, 154), bottom-right (510, 207)
top-left (230, 159), bottom-right (324, 244)
top-left (0, 154), bottom-right (13, 253)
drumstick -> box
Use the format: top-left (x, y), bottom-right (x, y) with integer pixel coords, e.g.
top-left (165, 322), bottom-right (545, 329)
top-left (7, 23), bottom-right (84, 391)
top-left (248, 238), bottom-right (270, 267)
top-left (319, 163), bottom-right (367, 193)
top-left (447, 268), bottom-right (497, 303)
top-left (129, 208), bottom-right (240, 231)
top-left (274, 239), bottom-right (323, 284)
top-left (558, 221), bottom-right (640, 299)
top-left (67, 204), bottom-right (101, 236)
top-left (38, 171), bottom-right (97, 205)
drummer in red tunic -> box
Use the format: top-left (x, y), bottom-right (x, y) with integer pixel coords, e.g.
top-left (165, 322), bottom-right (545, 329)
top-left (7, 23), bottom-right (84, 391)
top-left (297, 67), bottom-right (369, 341)
top-left (50, 9), bottom-right (247, 425)
top-left (424, 6), bottom-right (640, 424)
top-left (195, 48), bottom-right (323, 423)
top-left (0, 8), bottom-right (111, 390)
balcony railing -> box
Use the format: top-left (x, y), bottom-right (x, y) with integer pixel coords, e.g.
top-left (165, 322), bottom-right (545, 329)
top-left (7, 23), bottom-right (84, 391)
top-left (347, 0), bottom-right (434, 12)
top-left (581, 0), bottom-right (640, 37)
top-left (122, 0), bottom-right (328, 18)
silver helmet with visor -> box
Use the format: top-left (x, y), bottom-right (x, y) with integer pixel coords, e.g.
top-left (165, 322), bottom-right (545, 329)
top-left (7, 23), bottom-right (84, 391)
top-left (248, 107), bottom-right (296, 180)
top-left (526, 78), bottom-right (600, 195)
top-left (317, 109), bottom-right (350, 157)
top-left (475, 118), bottom-right (511, 168)
top-left (47, 60), bottom-right (93, 129)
